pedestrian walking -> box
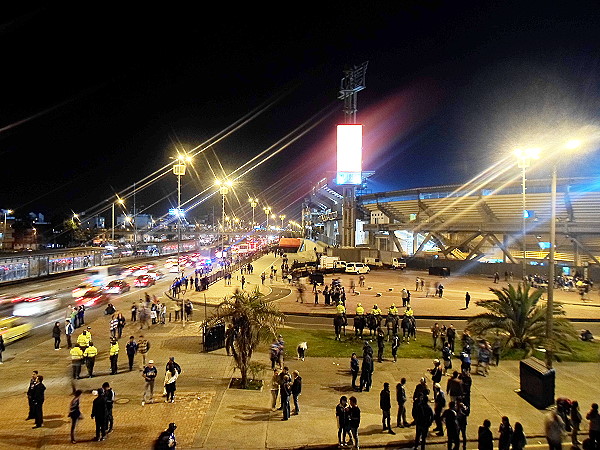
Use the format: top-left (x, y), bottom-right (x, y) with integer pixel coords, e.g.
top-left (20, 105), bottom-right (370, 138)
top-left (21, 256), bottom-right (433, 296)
top-left (280, 373), bottom-right (292, 420)
top-left (545, 410), bottom-right (565, 450)
top-left (350, 353), bottom-right (359, 391)
top-left (442, 401), bottom-right (460, 450)
top-left (109, 338), bottom-right (119, 375)
top-left (587, 403), bottom-right (600, 448)
top-left (348, 396), bottom-right (361, 450)
top-left (116, 312), bottom-right (126, 339)
top-left (413, 392), bottom-right (434, 450)
top-left (70, 345), bottom-right (84, 379)
top-left (456, 400), bottom-right (469, 450)
top-left (69, 389), bottom-right (83, 443)
top-left (391, 333), bottom-right (400, 362)
top-left (396, 377), bottom-right (410, 428)
top-left (359, 352), bottom-right (373, 392)
top-left (65, 319), bottom-right (74, 349)
top-left (270, 368), bottom-right (280, 411)
top-left (336, 396), bottom-right (350, 447)
top-left (478, 419), bottom-right (493, 450)
top-left (291, 370), bottom-right (302, 415)
top-left (142, 360), bottom-right (158, 405)
top-left (103, 382), bottom-right (115, 433)
top-left (109, 314), bottom-right (118, 338)
top-left (376, 327), bottom-right (385, 363)
top-left (296, 341), bottom-right (307, 361)
top-left (511, 421), bottom-right (527, 450)
top-left (0, 334), bottom-right (4, 364)
top-left (380, 382), bottom-right (395, 434)
top-left (131, 302), bottom-right (137, 322)
top-left (91, 388), bottom-right (107, 441)
top-left (498, 416), bottom-right (514, 450)
top-left (225, 323), bottom-right (235, 356)
top-left (52, 321), bottom-right (61, 350)
top-left (138, 335), bottom-right (150, 367)
top-left (83, 341), bottom-right (98, 377)
top-left (465, 292), bottom-right (470, 309)
top-left (433, 382), bottom-right (447, 435)
top-left (154, 422), bottom-right (177, 450)
top-left (164, 361), bottom-right (179, 403)
top-left (26, 370), bottom-right (38, 420)
top-left (126, 335), bottom-right (138, 371)
top-left (31, 375), bottom-right (46, 428)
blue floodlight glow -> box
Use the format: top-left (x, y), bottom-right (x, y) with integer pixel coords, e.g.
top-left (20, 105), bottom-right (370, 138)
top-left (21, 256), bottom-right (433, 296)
top-left (523, 210), bottom-right (535, 219)
top-left (336, 172), bottom-right (362, 185)
top-left (168, 208), bottom-right (185, 217)
top-left (538, 241), bottom-right (551, 250)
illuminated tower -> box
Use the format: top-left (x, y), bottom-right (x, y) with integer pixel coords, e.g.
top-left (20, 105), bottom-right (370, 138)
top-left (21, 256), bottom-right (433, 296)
top-left (337, 62), bottom-right (368, 247)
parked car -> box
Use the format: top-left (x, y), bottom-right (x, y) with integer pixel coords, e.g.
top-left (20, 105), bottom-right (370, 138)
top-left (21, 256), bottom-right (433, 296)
top-left (134, 274), bottom-right (155, 288)
top-left (345, 262), bottom-right (370, 274)
top-left (104, 280), bottom-right (131, 294)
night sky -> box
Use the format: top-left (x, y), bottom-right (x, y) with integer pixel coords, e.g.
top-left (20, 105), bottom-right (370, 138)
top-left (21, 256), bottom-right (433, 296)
top-left (1, 2), bottom-right (600, 225)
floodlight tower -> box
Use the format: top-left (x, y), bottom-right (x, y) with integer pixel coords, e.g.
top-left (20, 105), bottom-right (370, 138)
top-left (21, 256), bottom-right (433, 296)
top-left (337, 62), bottom-right (368, 247)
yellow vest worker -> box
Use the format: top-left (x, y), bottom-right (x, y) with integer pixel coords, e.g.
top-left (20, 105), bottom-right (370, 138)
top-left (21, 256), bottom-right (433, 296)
top-left (109, 341), bottom-right (120, 356)
top-left (388, 304), bottom-right (399, 315)
top-left (355, 304), bottom-right (365, 315)
top-left (70, 346), bottom-right (83, 360)
top-left (83, 345), bottom-right (98, 358)
top-left (371, 305), bottom-right (382, 316)
top-left (77, 332), bottom-right (90, 348)
top-left (336, 303), bottom-right (346, 315)
top-left (404, 307), bottom-right (414, 317)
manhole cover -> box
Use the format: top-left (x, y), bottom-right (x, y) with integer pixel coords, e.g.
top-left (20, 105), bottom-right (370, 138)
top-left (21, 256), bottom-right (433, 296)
top-left (115, 398), bottom-right (130, 404)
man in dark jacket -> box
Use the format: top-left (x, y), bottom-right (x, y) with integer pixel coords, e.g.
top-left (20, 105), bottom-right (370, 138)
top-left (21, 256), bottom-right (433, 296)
top-left (291, 370), bottom-right (302, 415)
top-left (350, 353), bottom-right (359, 391)
top-left (396, 377), bottom-right (410, 428)
top-left (359, 353), bottom-right (373, 392)
top-left (31, 375), bottom-right (46, 428)
top-left (154, 422), bottom-right (177, 450)
top-left (380, 382), bottom-right (395, 434)
top-left (91, 388), bottom-right (107, 441)
top-left (442, 401), bottom-right (460, 450)
top-left (280, 374), bottom-right (292, 421)
top-left (26, 370), bottom-right (38, 421)
top-left (413, 393), bottom-right (434, 450)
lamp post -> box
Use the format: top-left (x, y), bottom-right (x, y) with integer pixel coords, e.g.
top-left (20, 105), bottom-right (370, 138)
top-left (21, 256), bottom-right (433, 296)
top-left (112, 198), bottom-right (124, 246)
top-left (216, 180), bottom-right (233, 266)
top-left (263, 206), bottom-right (271, 230)
top-left (515, 148), bottom-right (540, 281)
top-left (249, 198), bottom-right (258, 231)
top-left (279, 214), bottom-right (286, 230)
top-left (546, 139), bottom-right (581, 369)
top-left (2, 209), bottom-right (12, 250)
top-left (173, 154), bottom-right (190, 328)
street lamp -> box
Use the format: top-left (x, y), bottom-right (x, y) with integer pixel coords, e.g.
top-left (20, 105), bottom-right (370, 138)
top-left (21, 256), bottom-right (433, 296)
top-left (546, 139), bottom-right (580, 369)
top-left (279, 214), bottom-right (286, 229)
top-left (514, 148), bottom-right (540, 281)
top-left (112, 198), bottom-right (124, 246)
top-left (249, 198), bottom-right (258, 230)
top-left (173, 154), bottom-right (191, 328)
top-left (263, 206), bottom-right (271, 230)
top-left (216, 179), bottom-right (233, 265)
top-left (2, 209), bottom-right (12, 250)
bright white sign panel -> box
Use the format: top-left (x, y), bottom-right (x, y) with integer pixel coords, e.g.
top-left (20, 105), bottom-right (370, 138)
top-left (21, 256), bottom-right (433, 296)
top-left (336, 124), bottom-right (363, 185)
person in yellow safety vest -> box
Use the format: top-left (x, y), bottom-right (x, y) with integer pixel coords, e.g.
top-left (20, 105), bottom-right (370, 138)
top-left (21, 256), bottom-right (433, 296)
top-left (336, 302), bottom-right (346, 315)
top-left (83, 341), bottom-right (98, 378)
top-left (355, 303), bottom-right (365, 315)
top-left (70, 345), bottom-right (84, 379)
top-left (404, 305), bottom-right (414, 317)
top-left (371, 304), bottom-right (382, 316)
top-left (76, 330), bottom-right (91, 350)
top-left (109, 339), bottom-right (120, 375)
top-left (388, 303), bottom-right (399, 316)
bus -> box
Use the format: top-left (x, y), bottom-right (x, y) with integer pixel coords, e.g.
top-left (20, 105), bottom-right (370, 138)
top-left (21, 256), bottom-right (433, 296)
top-left (84, 264), bottom-right (125, 287)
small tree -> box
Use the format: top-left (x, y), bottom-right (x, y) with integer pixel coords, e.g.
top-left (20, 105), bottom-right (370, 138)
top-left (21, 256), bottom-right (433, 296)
top-left (210, 288), bottom-right (284, 388)
top-left (466, 283), bottom-right (577, 358)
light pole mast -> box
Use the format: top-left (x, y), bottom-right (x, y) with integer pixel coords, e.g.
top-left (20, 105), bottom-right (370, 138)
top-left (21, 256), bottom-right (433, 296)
top-left (173, 155), bottom-right (189, 328)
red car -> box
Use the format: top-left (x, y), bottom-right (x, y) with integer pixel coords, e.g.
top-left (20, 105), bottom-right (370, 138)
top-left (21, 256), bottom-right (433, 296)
top-left (134, 275), bottom-right (155, 288)
top-left (76, 288), bottom-right (110, 307)
top-left (104, 280), bottom-right (131, 294)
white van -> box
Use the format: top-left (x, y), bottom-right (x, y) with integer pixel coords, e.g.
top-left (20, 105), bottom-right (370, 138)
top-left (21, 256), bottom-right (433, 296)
top-left (345, 262), bottom-right (370, 274)
top-left (363, 257), bottom-right (383, 268)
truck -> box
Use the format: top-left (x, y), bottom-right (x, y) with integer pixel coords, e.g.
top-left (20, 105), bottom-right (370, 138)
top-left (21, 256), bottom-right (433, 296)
top-left (333, 260), bottom-right (347, 273)
top-left (319, 255), bottom-right (339, 272)
top-left (391, 257), bottom-right (407, 270)
top-left (363, 257), bottom-right (383, 268)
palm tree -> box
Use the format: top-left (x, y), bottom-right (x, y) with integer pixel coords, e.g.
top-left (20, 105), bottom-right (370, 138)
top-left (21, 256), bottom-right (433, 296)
top-left (466, 283), bottom-right (577, 358)
top-left (210, 288), bottom-right (284, 388)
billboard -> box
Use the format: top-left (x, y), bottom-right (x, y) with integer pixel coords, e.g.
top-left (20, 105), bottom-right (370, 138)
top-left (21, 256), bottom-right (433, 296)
top-left (336, 124), bottom-right (362, 185)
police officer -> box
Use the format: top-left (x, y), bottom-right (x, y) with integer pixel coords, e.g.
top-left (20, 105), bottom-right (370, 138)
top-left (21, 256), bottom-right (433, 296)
top-left (109, 338), bottom-right (119, 375)
top-left (70, 345), bottom-right (84, 379)
top-left (76, 330), bottom-right (90, 351)
top-left (388, 303), bottom-right (399, 316)
top-left (83, 341), bottom-right (98, 378)
top-left (404, 305), bottom-right (414, 317)
top-left (371, 304), bottom-right (382, 316)
top-left (336, 301), bottom-right (346, 316)
top-left (355, 303), bottom-right (365, 316)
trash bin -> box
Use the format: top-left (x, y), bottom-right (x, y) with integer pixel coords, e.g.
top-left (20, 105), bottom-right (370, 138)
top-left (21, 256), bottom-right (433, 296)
top-left (519, 357), bottom-right (555, 409)
top-left (428, 267), bottom-right (450, 277)
top-left (202, 322), bottom-right (225, 352)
